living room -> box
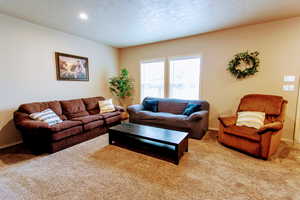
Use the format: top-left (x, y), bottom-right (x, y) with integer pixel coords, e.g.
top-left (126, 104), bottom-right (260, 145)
top-left (0, 0), bottom-right (300, 199)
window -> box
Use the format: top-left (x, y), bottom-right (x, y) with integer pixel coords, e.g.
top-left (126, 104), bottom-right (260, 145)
top-left (140, 56), bottom-right (201, 101)
top-left (169, 57), bottom-right (200, 100)
top-left (140, 60), bottom-right (165, 101)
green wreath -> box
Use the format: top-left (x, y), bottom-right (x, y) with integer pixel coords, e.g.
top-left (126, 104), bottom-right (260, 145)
top-left (227, 51), bottom-right (260, 79)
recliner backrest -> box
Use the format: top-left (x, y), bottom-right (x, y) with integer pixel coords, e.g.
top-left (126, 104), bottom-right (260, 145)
top-left (237, 94), bottom-right (287, 123)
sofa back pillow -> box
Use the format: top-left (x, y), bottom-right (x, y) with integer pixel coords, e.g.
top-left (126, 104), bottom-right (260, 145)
top-left (236, 111), bottom-right (265, 129)
top-left (99, 99), bottom-right (115, 114)
top-left (19, 101), bottom-right (67, 120)
top-left (143, 99), bottom-right (158, 112)
top-left (30, 108), bottom-right (63, 126)
top-left (182, 103), bottom-right (201, 116)
top-left (60, 99), bottom-right (89, 119)
top-left (82, 96), bottom-right (105, 114)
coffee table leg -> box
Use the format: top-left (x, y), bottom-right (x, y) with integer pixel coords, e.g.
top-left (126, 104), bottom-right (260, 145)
top-left (174, 145), bottom-right (179, 165)
top-left (185, 137), bottom-right (188, 152)
top-left (109, 132), bottom-right (113, 144)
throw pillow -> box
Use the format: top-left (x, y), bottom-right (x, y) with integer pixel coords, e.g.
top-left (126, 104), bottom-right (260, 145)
top-left (99, 99), bottom-right (115, 114)
top-left (143, 100), bottom-right (158, 112)
top-left (29, 108), bottom-right (63, 126)
top-left (182, 103), bottom-right (201, 116)
top-left (236, 111), bottom-right (265, 129)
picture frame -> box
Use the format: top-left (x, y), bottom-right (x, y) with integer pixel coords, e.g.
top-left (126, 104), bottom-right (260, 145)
top-left (55, 52), bottom-right (89, 81)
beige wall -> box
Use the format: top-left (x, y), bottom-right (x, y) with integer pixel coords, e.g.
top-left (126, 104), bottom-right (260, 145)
top-left (120, 17), bottom-right (300, 141)
top-left (0, 14), bottom-right (119, 148)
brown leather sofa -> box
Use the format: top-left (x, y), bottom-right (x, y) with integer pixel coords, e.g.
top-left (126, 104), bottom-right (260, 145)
top-left (218, 94), bottom-right (287, 159)
top-left (14, 96), bottom-right (124, 153)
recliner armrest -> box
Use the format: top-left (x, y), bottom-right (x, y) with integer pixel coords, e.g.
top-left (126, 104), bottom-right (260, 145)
top-left (127, 104), bottom-right (144, 114)
top-left (187, 110), bottom-right (208, 121)
top-left (218, 116), bottom-right (236, 127)
top-left (257, 121), bottom-right (283, 134)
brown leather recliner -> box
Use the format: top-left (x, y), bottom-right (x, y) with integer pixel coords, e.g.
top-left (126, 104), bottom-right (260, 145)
top-left (218, 94), bottom-right (287, 159)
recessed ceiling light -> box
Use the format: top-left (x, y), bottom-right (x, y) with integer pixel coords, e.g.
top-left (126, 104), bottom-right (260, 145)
top-left (79, 12), bottom-right (88, 20)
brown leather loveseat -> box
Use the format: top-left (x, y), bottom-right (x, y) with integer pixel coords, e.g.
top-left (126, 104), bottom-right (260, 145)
top-left (14, 96), bottom-right (124, 153)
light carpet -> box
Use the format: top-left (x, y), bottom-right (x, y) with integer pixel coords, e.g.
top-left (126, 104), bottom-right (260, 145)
top-left (0, 132), bottom-right (300, 200)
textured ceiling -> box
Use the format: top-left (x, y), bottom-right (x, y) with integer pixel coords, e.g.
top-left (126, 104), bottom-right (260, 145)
top-left (0, 0), bottom-right (300, 47)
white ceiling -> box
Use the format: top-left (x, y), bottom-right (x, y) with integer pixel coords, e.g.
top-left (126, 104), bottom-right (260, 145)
top-left (0, 0), bottom-right (300, 48)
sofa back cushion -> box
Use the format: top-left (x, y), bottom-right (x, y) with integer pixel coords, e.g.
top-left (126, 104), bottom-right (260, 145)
top-left (82, 96), bottom-right (105, 115)
top-left (19, 101), bottom-right (66, 120)
top-left (60, 99), bottom-right (89, 119)
top-left (238, 94), bottom-right (284, 115)
top-left (143, 97), bottom-right (209, 114)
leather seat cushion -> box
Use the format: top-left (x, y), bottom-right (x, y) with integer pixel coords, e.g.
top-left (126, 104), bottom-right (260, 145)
top-left (224, 125), bottom-right (260, 142)
top-left (100, 111), bottom-right (120, 119)
top-left (72, 115), bottom-right (103, 124)
top-left (105, 115), bottom-right (121, 124)
top-left (84, 120), bottom-right (104, 131)
top-left (48, 120), bottom-right (82, 132)
top-left (51, 126), bottom-right (83, 141)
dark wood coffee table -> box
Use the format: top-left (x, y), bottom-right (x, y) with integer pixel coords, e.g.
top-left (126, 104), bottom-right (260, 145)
top-left (108, 123), bottom-right (188, 164)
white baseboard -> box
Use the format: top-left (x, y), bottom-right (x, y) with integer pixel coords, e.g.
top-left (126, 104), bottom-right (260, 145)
top-left (281, 138), bottom-right (296, 144)
top-left (0, 140), bottom-right (23, 150)
top-left (208, 127), bottom-right (219, 131)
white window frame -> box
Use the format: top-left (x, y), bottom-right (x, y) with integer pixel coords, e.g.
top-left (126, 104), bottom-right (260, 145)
top-left (167, 55), bottom-right (202, 100)
top-left (140, 58), bottom-right (166, 102)
top-left (140, 55), bottom-right (202, 101)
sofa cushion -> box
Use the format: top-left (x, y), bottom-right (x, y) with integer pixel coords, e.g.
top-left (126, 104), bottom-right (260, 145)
top-left (136, 111), bottom-right (189, 129)
top-left (82, 96), bottom-right (105, 112)
top-left (48, 120), bottom-right (82, 132)
top-left (143, 99), bottom-right (158, 112)
top-left (51, 126), bottom-right (83, 141)
top-left (158, 101), bottom-right (187, 114)
top-left (19, 101), bottom-right (65, 119)
top-left (99, 99), bottom-right (116, 114)
top-left (236, 111), bottom-right (265, 129)
top-left (72, 115), bottom-right (103, 124)
top-left (100, 111), bottom-right (121, 119)
top-left (105, 115), bottom-right (121, 124)
top-left (224, 125), bottom-right (260, 142)
top-left (60, 99), bottom-right (89, 119)
top-left (84, 120), bottom-right (104, 131)
top-left (29, 108), bottom-right (63, 126)
top-left (182, 103), bottom-right (201, 116)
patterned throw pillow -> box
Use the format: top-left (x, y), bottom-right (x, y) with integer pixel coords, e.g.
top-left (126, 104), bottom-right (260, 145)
top-left (236, 111), bottom-right (265, 129)
top-left (99, 99), bottom-right (115, 114)
top-left (29, 108), bottom-right (63, 126)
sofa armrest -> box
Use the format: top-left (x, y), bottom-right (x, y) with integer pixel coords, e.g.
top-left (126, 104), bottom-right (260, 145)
top-left (218, 116), bottom-right (236, 127)
top-left (257, 121), bottom-right (283, 134)
top-left (17, 120), bottom-right (49, 130)
top-left (114, 105), bottom-right (125, 112)
top-left (187, 110), bottom-right (208, 121)
top-left (127, 104), bottom-right (144, 114)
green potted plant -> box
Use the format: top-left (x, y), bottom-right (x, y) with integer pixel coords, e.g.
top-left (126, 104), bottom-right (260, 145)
top-left (108, 68), bottom-right (134, 111)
